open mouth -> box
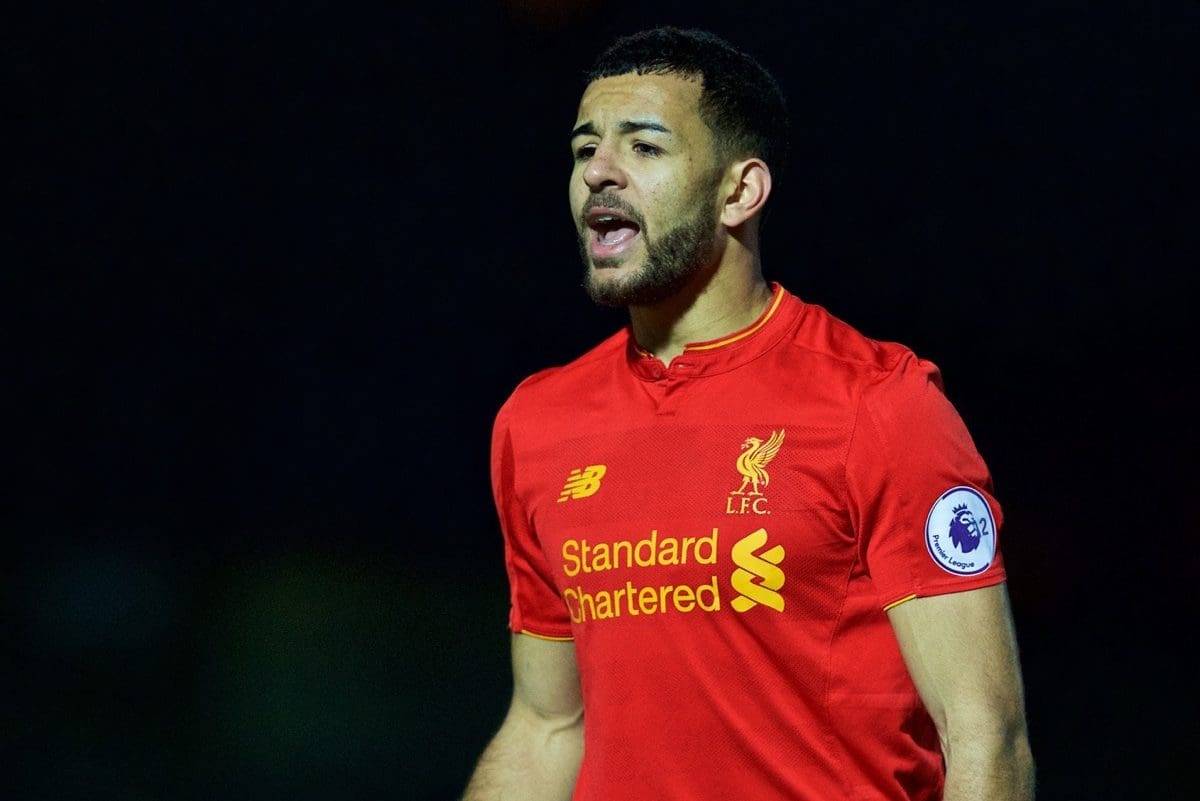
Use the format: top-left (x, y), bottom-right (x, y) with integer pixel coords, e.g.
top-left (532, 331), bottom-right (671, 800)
top-left (586, 208), bottom-right (642, 260)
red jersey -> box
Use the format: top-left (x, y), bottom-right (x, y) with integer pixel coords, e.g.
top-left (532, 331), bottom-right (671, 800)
top-left (489, 281), bottom-right (1006, 801)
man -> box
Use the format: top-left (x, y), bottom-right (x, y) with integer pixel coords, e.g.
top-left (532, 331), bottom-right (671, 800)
top-left (463, 26), bottom-right (1034, 801)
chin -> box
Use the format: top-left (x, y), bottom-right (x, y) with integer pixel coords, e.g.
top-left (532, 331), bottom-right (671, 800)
top-left (585, 262), bottom-right (652, 307)
top-left (588, 259), bottom-right (648, 298)
top-left (590, 254), bottom-right (643, 275)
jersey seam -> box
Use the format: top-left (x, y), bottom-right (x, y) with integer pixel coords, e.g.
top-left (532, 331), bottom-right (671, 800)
top-left (495, 409), bottom-right (530, 634)
top-left (904, 571), bottom-right (1008, 601)
top-left (850, 361), bottom-right (923, 598)
top-left (840, 369), bottom-right (869, 548)
top-left (820, 372), bottom-right (870, 801)
top-left (514, 626), bottom-right (575, 641)
top-left (497, 406), bottom-right (573, 636)
top-left (783, 333), bottom-right (909, 374)
top-left (821, 514), bottom-right (864, 801)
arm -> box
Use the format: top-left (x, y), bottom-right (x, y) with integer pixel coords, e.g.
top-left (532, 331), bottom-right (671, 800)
top-left (462, 633), bottom-right (584, 801)
top-left (887, 583), bottom-right (1035, 801)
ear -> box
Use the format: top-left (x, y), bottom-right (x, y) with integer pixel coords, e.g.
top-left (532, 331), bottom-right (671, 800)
top-left (719, 158), bottom-right (772, 228)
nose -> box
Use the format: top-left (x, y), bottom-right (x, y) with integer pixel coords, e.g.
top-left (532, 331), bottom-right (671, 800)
top-left (582, 142), bottom-right (628, 193)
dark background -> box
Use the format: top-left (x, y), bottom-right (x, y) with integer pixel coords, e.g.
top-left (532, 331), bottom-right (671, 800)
top-left (9, 2), bottom-right (1197, 799)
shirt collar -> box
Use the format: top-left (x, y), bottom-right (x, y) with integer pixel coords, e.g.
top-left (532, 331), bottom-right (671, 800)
top-left (624, 281), bottom-right (805, 381)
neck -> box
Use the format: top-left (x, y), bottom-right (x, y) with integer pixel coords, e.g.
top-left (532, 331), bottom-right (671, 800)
top-left (629, 236), bottom-right (772, 366)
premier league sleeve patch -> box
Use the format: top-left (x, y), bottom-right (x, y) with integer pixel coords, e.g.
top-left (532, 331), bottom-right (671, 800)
top-left (924, 485), bottom-right (996, 576)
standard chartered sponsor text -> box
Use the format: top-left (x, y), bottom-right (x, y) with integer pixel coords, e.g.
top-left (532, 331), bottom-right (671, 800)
top-left (561, 528), bottom-right (721, 623)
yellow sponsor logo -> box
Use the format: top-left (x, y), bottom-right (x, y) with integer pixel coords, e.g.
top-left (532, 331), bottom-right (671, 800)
top-left (730, 528), bottom-right (786, 612)
top-left (563, 577), bottom-right (721, 623)
top-left (556, 527), bottom-right (789, 623)
top-left (561, 529), bottom-right (717, 576)
top-left (727, 429), bottom-right (784, 515)
top-left (560, 529), bottom-right (720, 623)
top-left (558, 464), bottom-right (607, 502)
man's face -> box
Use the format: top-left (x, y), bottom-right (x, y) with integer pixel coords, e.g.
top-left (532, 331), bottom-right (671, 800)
top-left (569, 72), bottom-right (724, 307)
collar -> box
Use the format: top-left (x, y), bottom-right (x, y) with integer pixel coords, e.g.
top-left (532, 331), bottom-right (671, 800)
top-left (624, 281), bottom-right (806, 381)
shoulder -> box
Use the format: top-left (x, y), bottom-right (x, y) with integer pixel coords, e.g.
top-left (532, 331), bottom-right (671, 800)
top-left (789, 302), bottom-right (969, 449)
top-left (785, 298), bottom-right (939, 393)
top-left (494, 327), bottom-right (628, 428)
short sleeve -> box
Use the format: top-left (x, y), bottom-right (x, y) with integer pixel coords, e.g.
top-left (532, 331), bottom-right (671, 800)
top-left (490, 400), bottom-right (574, 640)
top-left (845, 350), bottom-right (1007, 610)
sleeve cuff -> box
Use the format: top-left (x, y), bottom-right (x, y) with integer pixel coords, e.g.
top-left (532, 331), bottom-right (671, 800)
top-left (880, 570), bottom-right (1007, 611)
top-left (512, 626), bottom-right (574, 642)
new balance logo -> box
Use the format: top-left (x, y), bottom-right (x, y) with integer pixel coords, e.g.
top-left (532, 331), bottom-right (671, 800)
top-left (730, 528), bottom-right (786, 612)
top-left (558, 465), bottom-right (607, 502)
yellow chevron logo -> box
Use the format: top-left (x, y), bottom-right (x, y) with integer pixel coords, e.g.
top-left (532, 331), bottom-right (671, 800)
top-left (558, 464), bottom-right (607, 502)
top-left (730, 528), bottom-right (786, 612)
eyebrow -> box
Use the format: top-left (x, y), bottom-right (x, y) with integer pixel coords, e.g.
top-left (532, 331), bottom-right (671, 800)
top-left (570, 119), bottom-right (674, 141)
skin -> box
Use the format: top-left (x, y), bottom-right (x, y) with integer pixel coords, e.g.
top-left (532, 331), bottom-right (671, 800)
top-left (888, 584), bottom-right (1036, 800)
top-left (465, 69), bottom-right (1034, 801)
top-left (568, 71), bottom-right (775, 366)
top-left (461, 634), bottom-right (582, 801)
top-left (568, 72), bottom-right (1035, 801)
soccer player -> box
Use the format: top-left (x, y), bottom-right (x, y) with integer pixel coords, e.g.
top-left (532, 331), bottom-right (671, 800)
top-left (463, 27), bottom-right (1034, 801)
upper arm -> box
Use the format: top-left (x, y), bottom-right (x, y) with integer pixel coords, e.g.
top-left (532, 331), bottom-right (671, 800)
top-left (510, 632), bottom-right (583, 723)
top-left (847, 352), bottom-right (1008, 611)
top-left (492, 403), bottom-right (575, 640)
top-left (886, 583), bottom-right (1028, 746)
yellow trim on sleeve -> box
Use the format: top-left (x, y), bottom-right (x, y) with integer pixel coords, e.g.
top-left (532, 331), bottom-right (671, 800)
top-left (684, 284), bottom-right (785, 351)
top-left (517, 629), bottom-right (574, 642)
top-left (883, 593), bottom-right (918, 612)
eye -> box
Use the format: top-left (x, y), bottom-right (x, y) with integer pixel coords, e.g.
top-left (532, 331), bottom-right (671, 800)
top-left (574, 144), bottom-right (596, 161)
top-left (633, 142), bottom-right (662, 156)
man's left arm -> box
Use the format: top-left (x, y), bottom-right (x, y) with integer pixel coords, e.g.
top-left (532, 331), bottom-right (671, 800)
top-left (887, 583), bottom-right (1035, 801)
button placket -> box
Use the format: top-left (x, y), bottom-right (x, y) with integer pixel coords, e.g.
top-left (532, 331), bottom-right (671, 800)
top-left (652, 363), bottom-right (696, 415)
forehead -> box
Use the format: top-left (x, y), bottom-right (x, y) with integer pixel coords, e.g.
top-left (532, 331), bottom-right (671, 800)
top-left (575, 72), bottom-right (705, 131)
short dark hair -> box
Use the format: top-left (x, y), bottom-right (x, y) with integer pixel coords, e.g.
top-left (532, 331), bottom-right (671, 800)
top-left (586, 27), bottom-right (790, 185)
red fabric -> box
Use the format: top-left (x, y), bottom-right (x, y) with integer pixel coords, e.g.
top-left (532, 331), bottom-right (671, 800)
top-left (489, 282), bottom-right (1006, 800)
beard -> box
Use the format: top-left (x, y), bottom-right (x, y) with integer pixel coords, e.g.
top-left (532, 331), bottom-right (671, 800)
top-left (578, 185), bottom-right (720, 308)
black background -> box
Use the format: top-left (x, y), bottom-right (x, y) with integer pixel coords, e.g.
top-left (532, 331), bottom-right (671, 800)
top-left (9, 2), bottom-right (1198, 799)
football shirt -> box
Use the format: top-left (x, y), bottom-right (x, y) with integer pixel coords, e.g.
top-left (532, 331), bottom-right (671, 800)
top-left (489, 280), bottom-right (1006, 800)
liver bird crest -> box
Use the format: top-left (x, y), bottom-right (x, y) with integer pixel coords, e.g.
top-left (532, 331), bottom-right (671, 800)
top-left (732, 429), bottom-right (785, 496)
